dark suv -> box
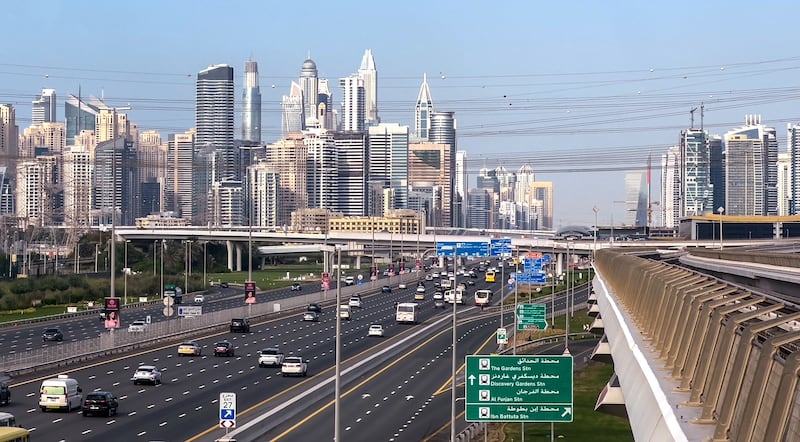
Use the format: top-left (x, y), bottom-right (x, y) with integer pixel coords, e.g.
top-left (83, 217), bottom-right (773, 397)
top-left (291, 282), bottom-right (302, 291)
top-left (307, 303), bottom-right (322, 313)
top-left (42, 327), bottom-right (64, 342)
top-left (82, 391), bottom-right (118, 417)
top-left (0, 382), bottom-right (9, 405)
top-left (230, 318), bottom-right (250, 333)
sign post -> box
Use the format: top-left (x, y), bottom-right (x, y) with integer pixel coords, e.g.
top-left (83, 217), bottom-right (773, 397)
top-left (465, 355), bottom-right (573, 422)
top-left (496, 327), bottom-right (508, 344)
top-left (219, 392), bottom-right (237, 430)
top-left (516, 303), bottom-right (549, 330)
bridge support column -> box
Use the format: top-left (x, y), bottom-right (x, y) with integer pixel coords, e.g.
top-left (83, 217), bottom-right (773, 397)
top-left (355, 255), bottom-right (361, 269)
top-left (236, 244), bottom-right (243, 272)
top-left (226, 240), bottom-right (235, 271)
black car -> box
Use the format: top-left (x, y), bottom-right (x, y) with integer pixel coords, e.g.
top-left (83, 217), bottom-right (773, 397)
top-left (220, 281), bottom-right (229, 288)
top-left (381, 285), bottom-right (392, 293)
top-left (230, 318), bottom-right (250, 333)
top-left (307, 303), bottom-right (322, 313)
top-left (42, 327), bottom-right (64, 342)
top-left (82, 391), bottom-right (118, 417)
top-left (0, 382), bottom-right (9, 405)
top-left (291, 282), bottom-right (302, 291)
top-left (213, 341), bottom-right (236, 357)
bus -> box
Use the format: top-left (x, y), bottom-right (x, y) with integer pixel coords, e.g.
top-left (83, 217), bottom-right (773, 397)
top-left (396, 302), bottom-right (420, 324)
top-left (0, 427), bottom-right (30, 442)
top-left (164, 284), bottom-right (183, 304)
top-left (485, 270), bottom-right (496, 283)
top-left (475, 289), bottom-right (492, 307)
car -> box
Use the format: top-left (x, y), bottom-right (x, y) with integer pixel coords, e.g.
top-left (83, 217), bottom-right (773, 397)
top-left (414, 292), bottom-right (425, 301)
top-left (416, 285), bottom-right (426, 293)
top-left (220, 281), bottom-right (229, 288)
top-left (0, 382), bottom-right (9, 405)
top-left (433, 292), bottom-right (444, 300)
top-left (425, 274), bottom-right (433, 281)
top-left (398, 283), bottom-right (407, 289)
top-left (291, 282), bottom-right (302, 291)
top-left (434, 299), bottom-right (446, 309)
top-left (348, 297), bottom-right (362, 308)
top-left (42, 327), bottom-right (64, 342)
top-left (381, 285), bottom-right (392, 293)
top-left (82, 391), bottom-right (118, 417)
top-left (303, 311), bottom-right (319, 322)
top-left (230, 318), bottom-right (251, 333)
top-left (344, 276), bottom-right (355, 286)
top-left (432, 272), bottom-right (440, 278)
top-left (177, 342), bottom-right (202, 356)
top-left (258, 348), bottom-right (285, 367)
top-left (213, 341), bottom-right (236, 357)
top-left (307, 303), bottom-right (322, 313)
top-left (469, 271), bottom-right (478, 278)
top-left (127, 320), bottom-right (147, 333)
top-left (194, 294), bottom-right (205, 303)
top-left (368, 324), bottom-right (384, 337)
top-left (131, 365), bottom-right (162, 385)
top-left (281, 356), bottom-right (309, 377)
top-left (466, 279), bottom-right (475, 286)
top-left (383, 270), bottom-right (389, 277)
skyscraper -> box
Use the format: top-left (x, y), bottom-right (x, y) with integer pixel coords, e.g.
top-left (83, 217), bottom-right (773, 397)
top-left (266, 134), bottom-right (307, 227)
top-left (166, 130), bottom-right (195, 220)
top-left (679, 129), bottom-right (713, 216)
top-left (317, 79), bottom-right (334, 130)
top-left (64, 94), bottom-right (105, 145)
top-left (789, 123), bottom-right (800, 215)
top-left (624, 172), bottom-right (648, 227)
top-left (414, 74), bottom-right (434, 140)
top-left (661, 145), bottom-right (680, 228)
top-left (724, 115), bottom-right (778, 216)
top-left (63, 145), bottom-right (93, 227)
top-left (339, 74), bottom-right (365, 132)
top-left (368, 123), bottom-right (410, 212)
top-left (196, 64), bottom-right (235, 226)
top-left (299, 58), bottom-right (319, 128)
top-left (282, 81), bottom-right (305, 137)
top-left (304, 129), bottom-right (337, 210)
top-left (778, 151), bottom-right (791, 216)
top-left (455, 150), bottom-right (468, 227)
top-left (358, 49), bottom-right (378, 126)
top-left (0, 104), bottom-right (18, 190)
top-left (32, 88), bottom-right (57, 125)
top-left (409, 141), bottom-right (453, 226)
top-left (429, 111), bottom-right (456, 226)
top-left (241, 60), bottom-right (262, 144)
top-left (333, 131), bottom-right (368, 216)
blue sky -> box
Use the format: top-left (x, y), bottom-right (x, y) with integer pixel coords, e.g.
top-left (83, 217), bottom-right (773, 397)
top-left (2, 1), bottom-right (799, 227)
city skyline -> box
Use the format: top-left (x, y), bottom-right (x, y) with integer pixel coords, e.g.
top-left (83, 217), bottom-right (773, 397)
top-left (2, 1), bottom-right (800, 226)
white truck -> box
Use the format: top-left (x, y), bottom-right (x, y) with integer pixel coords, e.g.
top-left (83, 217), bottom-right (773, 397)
top-left (444, 288), bottom-right (465, 304)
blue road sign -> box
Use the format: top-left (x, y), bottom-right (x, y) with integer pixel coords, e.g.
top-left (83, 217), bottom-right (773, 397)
top-left (220, 408), bottom-right (236, 420)
top-left (515, 272), bottom-right (547, 284)
top-left (436, 241), bottom-right (489, 257)
top-left (542, 254), bottom-right (552, 263)
top-left (490, 238), bottom-right (513, 257)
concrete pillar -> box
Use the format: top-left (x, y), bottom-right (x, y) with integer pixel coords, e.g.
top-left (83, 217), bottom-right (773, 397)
top-left (355, 255), bottom-right (361, 269)
top-left (556, 252), bottom-right (564, 275)
top-left (226, 240), bottom-right (234, 271)
top-left (235, 244), bottom-right (243, 272)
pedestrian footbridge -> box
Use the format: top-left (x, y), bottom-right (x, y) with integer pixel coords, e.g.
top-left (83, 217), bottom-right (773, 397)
top-left (590, 248), bottom-right (800, 442)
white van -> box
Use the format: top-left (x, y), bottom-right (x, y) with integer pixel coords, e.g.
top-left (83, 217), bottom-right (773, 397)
top-left (39, 375), bottom-right (82, 412)
top-left (339, 305), bottom-right (352, 321)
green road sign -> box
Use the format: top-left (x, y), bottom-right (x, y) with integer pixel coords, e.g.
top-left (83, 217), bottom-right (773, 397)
top-left (465, 355), bottom-right (573, 422)
top-left (516, 303), bottom-right (548, 330)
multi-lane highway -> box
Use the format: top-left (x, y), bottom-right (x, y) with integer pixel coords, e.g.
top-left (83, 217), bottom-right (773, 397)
top-left (0, 264), bottom-right (589, 441)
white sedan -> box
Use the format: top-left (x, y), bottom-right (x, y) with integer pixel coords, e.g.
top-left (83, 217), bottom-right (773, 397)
top-left (368, 324), bottom-right (384, 337)
top-left (398, 283), bottom-right (407, 289)
top-left (281, 357), bottom-right (309, 377)
top-left (128, 320), bottom-right (147, 333)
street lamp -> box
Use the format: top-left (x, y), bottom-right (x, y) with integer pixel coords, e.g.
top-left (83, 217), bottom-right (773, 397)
top-left (717, 207), bottom-right (725, 249)
top-left (592, 206), bottom-right (599, 262)
top-left (124, 240), bottom-right (130, 305)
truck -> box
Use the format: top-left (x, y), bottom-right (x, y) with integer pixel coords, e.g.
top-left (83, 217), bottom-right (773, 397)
top-left (396, 302), bottom-right (420, 324)
top-left (164, 284), bottom-right (183, 304)
top-left (444, 288), bottom-right (465, 304)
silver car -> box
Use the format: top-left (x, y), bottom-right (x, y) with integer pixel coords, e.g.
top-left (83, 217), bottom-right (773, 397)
top-left (131, 365), bottom-right (162, 385)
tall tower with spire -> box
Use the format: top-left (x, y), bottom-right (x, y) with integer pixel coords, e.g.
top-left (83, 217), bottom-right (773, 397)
top-left (299, 58), bottom-right (319, 128)
top-left (415, 74), bottom-right (434, 140)
top-left (241, 59), bottom-right (262, 143)
top-left (358, 49), bottom-right (378, 126)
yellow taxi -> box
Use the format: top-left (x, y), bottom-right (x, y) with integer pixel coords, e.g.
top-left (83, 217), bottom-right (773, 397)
top-left (177, 342), bottom-right (202, 356)
top-left (414, 292), bottom-right (425, 301)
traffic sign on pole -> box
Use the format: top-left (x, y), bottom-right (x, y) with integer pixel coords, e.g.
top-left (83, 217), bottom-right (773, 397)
top-left (436, 241), bottom-right (489, 257)
top-left (465, 355), bottom-right (573, 422)
top-left (490, 238), bottom-right (513, 257)
top-left (219, 392), bottom-right (236, 429)
top-left (496, 327), bottom-right (508, 344)
top-left (516, 303), bottom-right (548, 330)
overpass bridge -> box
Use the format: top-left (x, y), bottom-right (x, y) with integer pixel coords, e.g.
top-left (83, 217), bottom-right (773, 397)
top-left (591, 245), bottom-right (800, 441)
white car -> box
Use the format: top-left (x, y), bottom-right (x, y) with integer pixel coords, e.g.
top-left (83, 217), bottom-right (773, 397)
top-left (258, 348), bottom-right (284, 367)
top-left (131, 365), bottom-right (162, 385)
top-left (433, 292), bottom-right (444, 300)
top-left (128, 320), bottom-right (147, 333)
top-left (398, 283), bottom-right (407, 289)
top-left (368, 324), bottom-right (384, 337)
top-left (281, 357), bottom-right (308, 377)
top-left (416, 286), bottom-right (426, 293)
top-left (348, 297), bottom-right (362, 308)
top-left (425, 274), bottom-right (433, 281)
top-left (194, 294), bottom-right (204, 303)
top-left (344, 276), bottom-right (355, 286)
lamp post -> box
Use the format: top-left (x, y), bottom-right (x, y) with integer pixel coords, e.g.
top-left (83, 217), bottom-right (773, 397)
top-left (717, 207), bottom-right (725, 249)
top-left (160, 239), bottom-right (165, 302)
top-left (334, 246), bottom-right (343, 441)
top-left (202, 241), bottom-right (207, 288)
top-left (592, 206), bottom-right (599, 261)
